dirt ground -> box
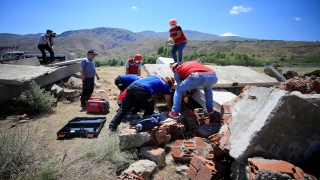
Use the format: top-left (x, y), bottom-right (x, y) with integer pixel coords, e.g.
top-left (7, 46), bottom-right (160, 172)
top-left (1, 66), bottom-right (189, 180)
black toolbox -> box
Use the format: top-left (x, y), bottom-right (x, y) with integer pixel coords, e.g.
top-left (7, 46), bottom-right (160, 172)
top-left (57, 117), bottom-right (106, 139)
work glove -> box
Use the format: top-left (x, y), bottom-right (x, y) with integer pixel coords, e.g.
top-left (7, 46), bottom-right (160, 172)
top-left (183, 97), bottom-right (188, 104)
top-left (166, 38), bottom-right (175, 47)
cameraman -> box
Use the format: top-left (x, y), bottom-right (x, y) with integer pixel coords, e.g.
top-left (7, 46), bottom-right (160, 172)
top-left (37, 29), bottom-right (54, 65)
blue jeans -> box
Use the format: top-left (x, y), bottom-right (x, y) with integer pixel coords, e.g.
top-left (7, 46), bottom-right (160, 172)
top-left (171, 41), bottom-right (187, 63)
top-left (171, 72), bottom-right (218, 113)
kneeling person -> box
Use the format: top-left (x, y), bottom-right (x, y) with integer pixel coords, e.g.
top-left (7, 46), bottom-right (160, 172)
top-left (109, 75), bottom-right (175, 131)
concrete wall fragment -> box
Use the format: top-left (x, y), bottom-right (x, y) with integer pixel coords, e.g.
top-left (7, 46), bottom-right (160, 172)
top-left (229, 87), bottom-right (320, 164)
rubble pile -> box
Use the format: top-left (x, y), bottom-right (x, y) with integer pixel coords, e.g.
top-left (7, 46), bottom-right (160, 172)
top-left (116, 85), bottom-right (320, 180)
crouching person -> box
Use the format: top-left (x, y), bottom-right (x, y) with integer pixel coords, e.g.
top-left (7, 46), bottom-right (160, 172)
top-left (115, 74), bottom-right (141, 92)
top-left (109, 75), bottom-right (175, 131)
top-left (168, 60), bottom-right (218, 119)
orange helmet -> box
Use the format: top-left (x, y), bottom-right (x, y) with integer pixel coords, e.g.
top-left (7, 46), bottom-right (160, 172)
top-left (165, 77), bottom-right (175, 88)
top-left (134, 54), bottom-right (142, 61)
top-left (169, 19), bottom-right (177, 25)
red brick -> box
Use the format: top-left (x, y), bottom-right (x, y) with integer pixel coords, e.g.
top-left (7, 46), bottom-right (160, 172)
top-left (19, 114), bottom-right (28, 120)
top-left (208, 133), bottom-right (220, 146)
top-left (172, 137), bottom-right (212, 161)
top-left (116, 170), bottom-right (143, 180)
top-left (188, 156), bottom-right (225, 180)
top-left (219, 129), bottom-right (231, 147)
top-left (220, 104), bottom-right (231, 115)
top-left (220, 114), bottom-right (231, 125)
top-left (248, 158), bottom-right (306, 180)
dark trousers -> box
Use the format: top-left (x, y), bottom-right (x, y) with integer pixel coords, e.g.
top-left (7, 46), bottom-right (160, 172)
top-left (38, 44), bottom-right (54, 65)
top-left (81, 78), bottom-right (95, 106)
top-left (115, 76), bottom-right (127, 92)
top-left (109, 83), bottom-right (154, 129)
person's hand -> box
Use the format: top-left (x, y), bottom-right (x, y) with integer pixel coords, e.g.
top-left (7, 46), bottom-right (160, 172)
top-left (183, 97), bottom-right (188, 104)
top-left (81, 74), bottom-right (85, 81)
top-left (97, 76), bottom-right (100, 80)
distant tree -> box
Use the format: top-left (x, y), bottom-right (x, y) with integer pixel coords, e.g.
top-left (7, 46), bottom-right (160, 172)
top-left (157, 46), bottom-right (164, 55)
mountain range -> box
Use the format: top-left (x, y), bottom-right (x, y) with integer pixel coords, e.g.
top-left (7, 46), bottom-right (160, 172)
top-left (0, 27), bottom-right (319, 60)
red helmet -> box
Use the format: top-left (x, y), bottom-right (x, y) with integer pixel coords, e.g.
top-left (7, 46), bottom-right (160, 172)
top-left (169, 19), bottom-right (177, 25)
top-left (134, 54), bottom-right (142, 61)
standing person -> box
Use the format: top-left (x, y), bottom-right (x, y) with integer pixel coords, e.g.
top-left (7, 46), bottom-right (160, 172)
top-left (115, 74), bottom-right (141, 92)
top-left (125, 54), bottom-right (143, 76)
top-left (80, 50), bottom-right (100, 108)
top-left (169, 19), bottom-right (187, 63)
top-left (168, 61), bottom-right (218, 119)
top-left (37, 29), bottom-right (54, 65)
top-left (109, 75), bottom-right (175, 131)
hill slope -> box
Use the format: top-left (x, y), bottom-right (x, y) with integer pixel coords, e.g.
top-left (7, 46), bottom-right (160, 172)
top-left (0, 27), bottom-right (319, 60)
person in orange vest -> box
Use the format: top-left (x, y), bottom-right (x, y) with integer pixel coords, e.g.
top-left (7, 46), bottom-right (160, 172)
top-left (168, 61), bottom-right (218, 119)
top-left (169, 19), bottom-right (187, 63)
top-left (125, 54), bottom-right (143, 76)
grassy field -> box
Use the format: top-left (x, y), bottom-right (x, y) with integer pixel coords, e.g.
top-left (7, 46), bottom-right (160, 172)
top-left (0, 65), bottom-right (318, 179)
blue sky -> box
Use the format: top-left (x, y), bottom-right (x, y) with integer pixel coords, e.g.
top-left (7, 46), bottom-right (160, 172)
top-left (0, 0), bottom-right (319, 42)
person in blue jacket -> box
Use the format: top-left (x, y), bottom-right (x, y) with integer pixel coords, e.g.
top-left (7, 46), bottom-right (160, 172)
top-left (109, 75), bottom-right (175, 131)
top-left (115, 74), bottom-right (141, 92)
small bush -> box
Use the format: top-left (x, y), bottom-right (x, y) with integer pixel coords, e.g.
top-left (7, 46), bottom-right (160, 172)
top-left (0, 126), bottom-right (36, 179)
top-left (12, 81), bottom-right (55, 114)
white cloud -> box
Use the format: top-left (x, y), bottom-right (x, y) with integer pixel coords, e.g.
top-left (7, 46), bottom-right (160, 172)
top-left (295, 17), bottom-right (301, 21)
top-left (132, 6), bottom-right (138, 11)
top-left (220, 32), bottom-right (238, 37)
top-left (230, 5), bottom-right (252, 14)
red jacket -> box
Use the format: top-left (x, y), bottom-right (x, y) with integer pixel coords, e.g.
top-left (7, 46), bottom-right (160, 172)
top-left (175, 61), bottom-right (214, 80)
top-left (118, 89), bottom-right (127, 103)
top-left (127, 58), bottom-right (141, 75)
top-left (169, 26), bottom-right (187, 44)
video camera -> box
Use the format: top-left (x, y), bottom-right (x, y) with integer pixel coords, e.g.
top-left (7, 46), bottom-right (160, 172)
top-left (46, 32), bottom-right (56, 38)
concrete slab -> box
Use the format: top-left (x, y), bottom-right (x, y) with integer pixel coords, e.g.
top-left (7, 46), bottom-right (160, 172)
top-left (143, 64), bottom-right (280, 88)
top-left (5, 57), bottom-right (40, 66)
top-left (228, 87), bottom-right (320, 164)
top-left (193, 88), bottom-right (237, 112)
top-left (46, 58), bottom-right (82, 67)
top-left (156, 57), bottom-right (174, 64)
top-left (0, 64), bottom-right (57, 85)
top-left (0, 63), bottom-right (80, 104)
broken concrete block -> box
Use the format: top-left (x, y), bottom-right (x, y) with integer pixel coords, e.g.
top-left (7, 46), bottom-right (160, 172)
top-left (172, 137), bottom-right (213, 161)
top-left (71, 76), bottom-right (82, 86)
top-left (119, 127), bottom-right (151, 150)
top-left (248, 158), bottom-right (317, 180)
top-left (124, 159), bottom-right (157, 180)
top-left (140, 146), bottom-right (166, 168)
top-left (264, 65), bottom-right (286, 82)
top-left (188, 156), bottom-right (225, 180)
top-left (63, 89), bottom-right (81, 97)
top-left (175, 165), bottom-right (189, 174)
top-left (228, 87), bottom-right (320, 164)
top-left (51, 84), bottom-right (64, 96)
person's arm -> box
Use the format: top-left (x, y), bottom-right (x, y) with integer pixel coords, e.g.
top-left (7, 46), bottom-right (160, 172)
top-left (80, 66), bottom-right (85, 81)
top-left (137, 69), bottom-right (141, 76)
top-left (49, 38), bottom-right (54, 51)
top-left (125, 60), bottom-right (129, 74)
top-left (42, 34), bottom-right (50, 43)
top-left (164, 94), bottom-right (172, 111)
top-left (96, 73), bottom-right (100, 80)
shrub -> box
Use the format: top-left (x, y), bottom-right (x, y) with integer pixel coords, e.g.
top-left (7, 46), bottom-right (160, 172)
top-left (13, 81), bottom-right (55, 114)
top-left (0, 126), bottom-right (36, 179)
